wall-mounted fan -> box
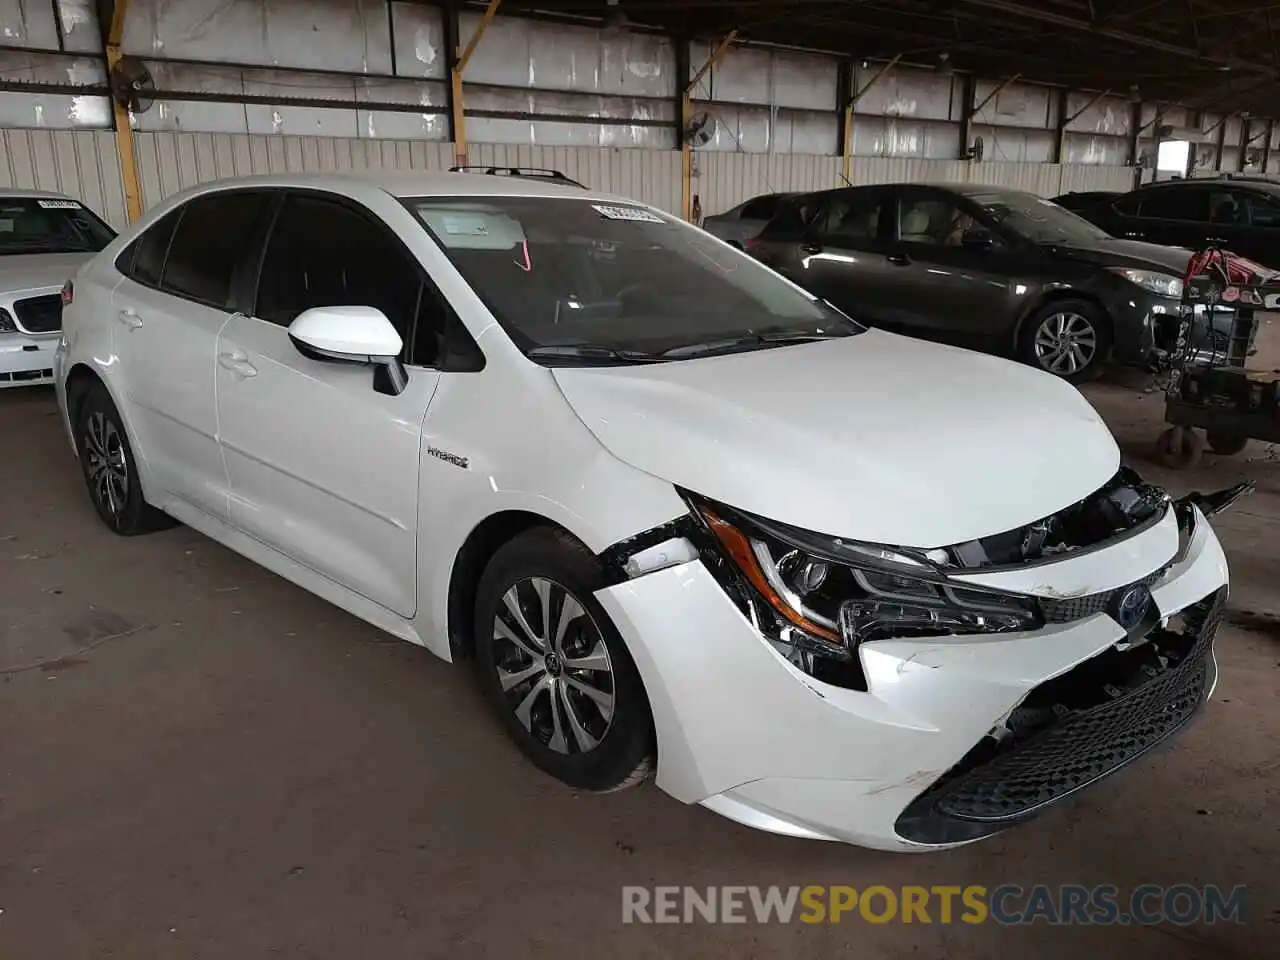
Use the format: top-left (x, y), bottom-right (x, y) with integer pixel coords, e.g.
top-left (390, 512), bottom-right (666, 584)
top-left (110, 55), bottom-right (156, 114)
top-left (686, 111), bottom-right (717, 148)
top-left (962, 135), bottom-right (984, 161)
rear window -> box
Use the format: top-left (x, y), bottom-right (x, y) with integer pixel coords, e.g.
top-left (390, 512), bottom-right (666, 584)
top-left (408, 196), bottom-right (856, 360)
top-left (0, 197), bottom-right (115, 255)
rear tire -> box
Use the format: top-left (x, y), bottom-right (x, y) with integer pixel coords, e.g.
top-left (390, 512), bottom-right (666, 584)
top-left (1017, 299), bottom-right (1112, 383)
top-left (1206, 429), bottom-right (1248, 456)
top-left (473, 527), bottom-right (654, 793)
top-left (73, 381), bottom-right (174, 535)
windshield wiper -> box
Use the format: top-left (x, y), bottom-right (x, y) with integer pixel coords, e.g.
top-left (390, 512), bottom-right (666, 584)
top-left (526, 344), bottom-right (661, 365)
top-left (659, 331), bottom-right (850, 360)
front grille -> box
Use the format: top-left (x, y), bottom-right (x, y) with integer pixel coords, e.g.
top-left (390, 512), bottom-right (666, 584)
top-left (896, 590), bottom-right (1224, 845)
top-left (12, 294), bottom-right (63, 334)
top-left (1040, 569), bottom-right (1165, 623)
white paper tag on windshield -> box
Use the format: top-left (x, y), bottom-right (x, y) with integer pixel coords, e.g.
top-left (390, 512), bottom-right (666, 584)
top-left (37, 199), bottom-right (81, 209)
top-left (592, 203), bottom-right (663, 223)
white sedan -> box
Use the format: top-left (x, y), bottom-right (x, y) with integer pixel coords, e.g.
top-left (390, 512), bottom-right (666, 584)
top-left (55, 171), bottom-right (1234, 851)
top-left (0, 189), bottom-right (115, 387)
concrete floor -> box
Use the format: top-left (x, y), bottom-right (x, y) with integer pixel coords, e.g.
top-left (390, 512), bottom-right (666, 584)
top-left (1, 373), bottom-right (1276, 959)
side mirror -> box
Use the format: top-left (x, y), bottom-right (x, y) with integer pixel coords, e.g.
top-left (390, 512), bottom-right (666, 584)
top-left (288, 305), bottom-right (408, 396)
top-left (961, 228), bottom-right (994, 248)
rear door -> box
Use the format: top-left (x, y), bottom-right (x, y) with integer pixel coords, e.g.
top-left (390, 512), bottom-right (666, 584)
top-left (110, 191), bottom-right (274, 521)
top-left (765, 188), bottom-right (897, 323)
top-left (215, 190), bottom-right (448, 618)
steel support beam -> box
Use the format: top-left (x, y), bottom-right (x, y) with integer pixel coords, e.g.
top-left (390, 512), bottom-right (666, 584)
top-left (103, 0), bottom-right (142, 224)
top-left (972, 73), bottom-right (1021, 117)
top-left (959, 73), bottom-right (976, 161)
top-left (682, 31), bottom-right (736, 222)
top-left (449, 0), bottom-right (502, 168)
top-left (844, 55), bottom-right (900, 184)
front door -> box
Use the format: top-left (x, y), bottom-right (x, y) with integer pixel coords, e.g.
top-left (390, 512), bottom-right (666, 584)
top-left (215, 191), bottom-right (447, 618)
top-left (110, 191), bottom-right (274, 521)
top-left (884, 189), bottom-right (1019, 338)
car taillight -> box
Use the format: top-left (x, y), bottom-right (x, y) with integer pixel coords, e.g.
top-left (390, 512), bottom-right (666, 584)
top-left (744, 237), bottom-right (764, 255)
top-left (61, 281), bottom-right (74, 305)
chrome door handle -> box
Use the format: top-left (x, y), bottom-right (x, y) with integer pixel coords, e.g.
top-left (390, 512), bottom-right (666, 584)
top-left (116, 308), bottom-right (143, 329)
top-left (217, 352), bottom-right (257, 379)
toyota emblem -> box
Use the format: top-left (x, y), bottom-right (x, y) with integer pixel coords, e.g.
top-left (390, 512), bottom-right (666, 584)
top-left (1113, 585), bottom-right (1152, 630)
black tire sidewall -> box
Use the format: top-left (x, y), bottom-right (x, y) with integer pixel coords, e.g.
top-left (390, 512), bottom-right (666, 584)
top-left (74, 383), bottom-right (150, 534)
top-left (473, 529), bottom-right (653, 792)
top-left (1018, 299), bottom-right (1112, 383)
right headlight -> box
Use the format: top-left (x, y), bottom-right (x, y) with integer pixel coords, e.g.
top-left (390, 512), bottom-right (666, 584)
top-left (686, 494), bottom-right (1043, 689)
top-left (1109, 267), bottom-right (1184, 299)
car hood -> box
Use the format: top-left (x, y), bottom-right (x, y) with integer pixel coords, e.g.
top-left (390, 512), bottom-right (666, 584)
top-left (552, 330), bottom-right (1121, 548)
top-left (1048, 238), bottom-right (1191, 275)
top-left (0, 252), bottom-right (94, 292)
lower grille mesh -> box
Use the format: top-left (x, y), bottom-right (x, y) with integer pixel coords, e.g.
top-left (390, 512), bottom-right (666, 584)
top-left (897, 590), bottom-right (1224, 843)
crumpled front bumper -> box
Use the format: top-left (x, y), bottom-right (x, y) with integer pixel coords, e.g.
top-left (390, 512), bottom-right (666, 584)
top-left (593, 503), bottom-right (1229, 851)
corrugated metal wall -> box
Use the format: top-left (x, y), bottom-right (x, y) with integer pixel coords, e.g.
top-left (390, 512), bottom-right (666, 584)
top-left (0, 128), bottom-right (1138, 227)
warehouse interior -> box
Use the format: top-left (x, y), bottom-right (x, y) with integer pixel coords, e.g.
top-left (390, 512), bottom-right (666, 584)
top-left (1, 1), bottom-right (1278, 957)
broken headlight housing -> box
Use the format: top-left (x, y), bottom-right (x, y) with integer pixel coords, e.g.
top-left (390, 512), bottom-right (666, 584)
top-left (686, 494), bottom-right (1043, 689)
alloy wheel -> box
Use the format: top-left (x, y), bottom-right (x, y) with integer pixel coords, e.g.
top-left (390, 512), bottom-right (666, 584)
top-left (491, 577), bottom-right (615, 755)
top-left (1033, 311), bottom-right (1098, 376)
top-left (83, 412), bottom-right (129, 519)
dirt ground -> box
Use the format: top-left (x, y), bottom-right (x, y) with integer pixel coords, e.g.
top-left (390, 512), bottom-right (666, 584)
top-left (1, 356), bottom-right (1277, 958)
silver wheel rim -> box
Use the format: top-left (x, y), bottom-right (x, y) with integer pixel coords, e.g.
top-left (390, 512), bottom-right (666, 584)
top-left (83, 412), bottom-right (128, 518)
top-left (1033, 311), bottom-right (1098, 375)
top-left (492, 577), bottom-right (615, 755)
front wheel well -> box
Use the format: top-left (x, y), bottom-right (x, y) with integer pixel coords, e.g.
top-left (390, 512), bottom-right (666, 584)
top-left (447, 511), bottom-right (580, 661)
top-left (1012, 290), bottom-right (1112, 355)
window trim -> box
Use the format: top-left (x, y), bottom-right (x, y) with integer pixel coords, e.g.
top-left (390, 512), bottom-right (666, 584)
top-left (248, 187), bottom-right (482, 373)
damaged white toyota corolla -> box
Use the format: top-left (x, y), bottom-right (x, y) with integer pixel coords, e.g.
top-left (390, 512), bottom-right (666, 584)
top-left (55, 173), bottom-right (1239, 851)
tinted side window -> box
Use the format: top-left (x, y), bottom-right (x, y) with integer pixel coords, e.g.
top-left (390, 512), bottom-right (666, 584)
top-left (1247, 194), bottom-right (1280, 227)
top-left (255, 194), bottom-right (445, 367)
top-left (120, 208), bottom-right (181, 287)
top-left (1138, 188), bottom-right (1209, 222)
top-left (162, 192), bottom-right (272, 308)
top-left (815, 192), bottom-right (885, 245)
top-left (1112, 194), bottom-right (1142, 216)
top-left (897, 195), bottom-right (989, 247)
top-left (741, 196), bottom-right (780, 220)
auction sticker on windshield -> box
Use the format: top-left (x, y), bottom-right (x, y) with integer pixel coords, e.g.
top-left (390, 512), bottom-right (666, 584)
top-left (592, 204), bottom-right (665, 223)
top-left (36, 199), bottom-right (82, 209)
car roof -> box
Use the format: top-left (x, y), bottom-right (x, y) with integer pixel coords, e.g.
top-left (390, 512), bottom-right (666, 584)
top-left (0, 187), bottom-right (77, 201)
top-left (1135, 178), bottom-right (1280, 196)
top-left (162, 171), bottom-right (630, 204)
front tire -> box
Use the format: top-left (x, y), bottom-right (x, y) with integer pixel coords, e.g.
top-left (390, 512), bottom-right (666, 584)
top-left (1018, 299), bottom-right (1112, 383)
top-left (474, 528), bottom-right (654, 792)
top-left (74, 381), bottom-right (174, 535)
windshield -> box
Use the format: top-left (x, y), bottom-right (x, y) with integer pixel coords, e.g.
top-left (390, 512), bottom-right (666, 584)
top-left (408, 196), bottom-right (861, 364)
top-left (0, 197), bottom-right (115, 255)
top-left (968, 191), bottom-right (1113, 245)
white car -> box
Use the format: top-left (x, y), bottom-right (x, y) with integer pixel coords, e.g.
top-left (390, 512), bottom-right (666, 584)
top-left (0, 189), bottom-right (115, 387)
top-left (55, 172), bottom-right (1235, 851)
